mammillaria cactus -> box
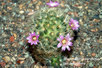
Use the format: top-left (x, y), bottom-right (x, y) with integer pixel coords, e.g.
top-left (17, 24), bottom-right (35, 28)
top-left (27, 6), bottom-right (79, 65)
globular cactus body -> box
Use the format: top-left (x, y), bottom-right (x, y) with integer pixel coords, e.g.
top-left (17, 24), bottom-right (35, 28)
top-left (28, 7), bottom-right (74, 63)
top-left (32, 7), bottom-right (73, 51)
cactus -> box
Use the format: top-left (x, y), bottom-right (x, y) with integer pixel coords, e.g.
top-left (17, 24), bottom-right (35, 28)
top-left (27, 7), bottom-right (74, 64)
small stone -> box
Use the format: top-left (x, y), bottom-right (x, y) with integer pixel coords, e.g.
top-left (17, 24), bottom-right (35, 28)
top-left (19, 4), bottom-right (23, 10)
top-left (19, 11), bottom-right (24, 14)
top-left (12, 57), bottom-right (16, 61)
top-left (19, 58), bottom-right (25, 60)
top-left (78, 6), bottom-right (83, 9)
top-left (99, 15), bottom-right (102, 18)
top-left (36, 6), bottom-right (39, 10)
top-left (100, 51), bottom-right (102, 54)
top-left (9, 36), bottom-right (15, 42)
top-left (19, 41), bottom-right (23, 45)
top-left (80, 51), bottom-right (83, 55)
top-left (0, 56), bottom-right (2, 60)
top-left (16, 60), bottom-right (21, 64)
top-left (73, 61), bottom-right (81, 67)
top-left (85, 6), bottom-right (88, 9)
top-left (60, 3), bottom-right (64, 7)
top-left (37, 1), bottom-right (42, 5)
top-left (89, 62), bottom-right (94, 67)
top-left (0, 62), bottom-right (6, 67)
top-left (100, 57), bottom-right (102, 60)
top-left (7, 7), bottom-right (12, 10)
top-left (93, 19), bottom-right (100, 22)
top-left (67, 11), bottom-right (73, 15)
top-left (86, 38), bottom-right (90, 41)
top-left (33, 0), bottom-right (37, 2)
top-left (93, 66), bottom-right (97, 68)
top-left (63, 57), bottom-right (67, 61)
top-left (79, 19), bottom-right (83, 25)
top-left (91, 28), bottom-right (98, 32)
top-left (73, 12), bottom-right (78, 17)
top-left (17, 60), bottom-right (24, 64)
top-left (91, 53), bottom-right (96, 57)
top-left (3, 56), bottom-right (11, 63)
top-left (84, 24), bottom-right (87, 27)
top-left (24, 52), bottom-right (29, 58)
top-left (34, 64), bottom-right (42, 68)
top-left (21, 15), bottom-right (25, 20)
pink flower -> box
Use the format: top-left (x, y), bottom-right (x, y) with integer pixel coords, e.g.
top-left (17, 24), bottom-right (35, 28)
top-left (46, 0), bottom-right (59, 7)
top-left (26, 32), bottom-right (39, 45)
top-left (57, 33), bottom-right (73, 51)
top-left (69, 18), bottom-right (79, 30)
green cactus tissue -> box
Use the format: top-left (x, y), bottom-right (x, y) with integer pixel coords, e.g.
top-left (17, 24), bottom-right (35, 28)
top-left (26, 6), bottom-right (79, 65)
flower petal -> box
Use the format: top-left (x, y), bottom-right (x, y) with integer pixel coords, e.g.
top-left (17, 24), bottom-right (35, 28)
top-left (57, 38), bottom-right (61, 41)
top-left (28, 40), bottom-right (31, 43)
top-left (33, 41), bottom-right (37, 45)
top-left (66, 46), bottom-right (70, 51)
top-left (57, 43), bottom-right (62, 48)
top-left (69, 18), bottom-right (79, 30)
top-left (68, 42), bottom-right (73, 46)
top-left (65, 33), bottom-right (70, 40)
top-left (46, 0), bottom-right (59, 7)
top-left (32, 32), bottom-right (36, 36)
top-left (62, 46), bottom-right (66, 51)
top-left (60, 35), bottom-right (64, 39)
top-left (31, 42), bottom-right (34, 45)
top-left (26, 32), bottom-right (39, 45)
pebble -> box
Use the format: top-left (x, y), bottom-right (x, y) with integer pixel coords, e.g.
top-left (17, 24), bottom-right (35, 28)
top-left (21, 15), bottom-right (25, 20)
top-left (89, 62), bottom-right (94, 67)
top-left (16, 60), bottom-right (24, 64)
top-left (78, 6), bottom-right (83, 9)
top-left (28, 10), bottom-right (34, 15)
top-left (13, 33), bottom-right (17, 40)
top-left (1, 44), bottom-right (5, 47)
top-left (0, 56), bottom-right (2, 60)
top-left (86, 43), bottom-right (90, 46)
top-left (79, 19), bottom-right (83, 25)
top-left (99, 15), bottom-right (102, 18)
top-left (93, 19), bottom-right (100, 22)
top-left (9, 36), bottom-right (15, 42)
top-left (2, 56), bottom-right (11, 63)
top-left (19, 41), bottom-right (23, 45)
top-left (99, 51), bottom-right (102, 54)
top-left (19, 11), bottom-right (24, 14)
top-left (24, 52), bottom-right (29, 58)
top-left (91, 29), bottom-right (98, 32)
top-left (73, 61), bottom-right (81, 67)
top-left (80, 51), bottom-right (83, 55)
top-left (0, 62), bottom-right (6, 67)
top-left (91, 53), bottom-right (96, 57)
top-left (84, 24), bottom-right (87, 27)
top-left (100, 57), bottom-right (102, 60)
top-left (11, 57), bottom-right (16, 61)
top-left (86, 38), bottom-right (90, 41)
top-left (18, 58), bottom-right (25, 60)
top-left (63, 57), bottom-right (67, 61)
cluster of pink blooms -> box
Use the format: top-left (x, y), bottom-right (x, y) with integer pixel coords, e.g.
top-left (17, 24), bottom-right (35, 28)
top-left (26, 18), bottom-right (79, 51)
top-left (26, 1), bottom-right (80, 51)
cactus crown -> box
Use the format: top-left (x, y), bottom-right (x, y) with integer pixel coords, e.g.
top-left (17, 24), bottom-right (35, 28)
top-left (29, 7), bottom-right (73, 54)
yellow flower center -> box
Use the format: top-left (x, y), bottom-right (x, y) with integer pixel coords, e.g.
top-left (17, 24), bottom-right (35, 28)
top-left (62, 39), bottom-right (67, 45)
top-left (71, 24), bottom-right (74, 27)
top-left (32, 36), bottom-right (37, 41)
